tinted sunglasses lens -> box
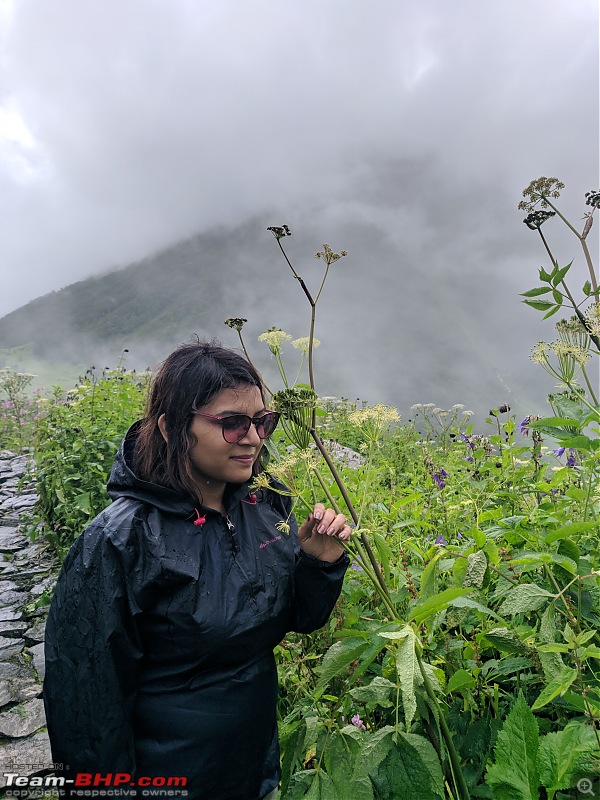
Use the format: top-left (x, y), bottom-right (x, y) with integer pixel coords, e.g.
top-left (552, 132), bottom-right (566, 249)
top-left (258, 412), bottom-right (279, 438)
top-left (221, 415), bottom-right (251, 443)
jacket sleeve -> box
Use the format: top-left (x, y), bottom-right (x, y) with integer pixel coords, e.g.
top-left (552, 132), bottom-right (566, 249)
top-left (43, 517), bottom-right (143, 776)
top-left (291, 547), bottom-right (350, 633)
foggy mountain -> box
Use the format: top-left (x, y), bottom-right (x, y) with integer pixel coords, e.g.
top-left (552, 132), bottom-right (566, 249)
top-left (0, 179), bottom-right (577, 424)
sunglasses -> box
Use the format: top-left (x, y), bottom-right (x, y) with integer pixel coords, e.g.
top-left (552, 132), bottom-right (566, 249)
top-left (192, 410), bottom-right (280, 443)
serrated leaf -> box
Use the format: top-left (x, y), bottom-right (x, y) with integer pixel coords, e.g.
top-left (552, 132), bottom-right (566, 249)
top-left (498, 583), bottom-right (554, 616)
top-left (542, 303), bottom-right (562, 320)
top-left (369, 735), bottom-right (444, 800)
top-left (484, 627), bottom-right (524, 654)
top-left (545, 522), bottom-right (598, 543)
top-left (531, 667), bottom-right (578, 710)
top-left (350, 677), bottom-right (396, 709)
top-left (539, 722), bottom-right (600, 793)
top-left (394, 625), bottom-right (418, 729)
top-left (551, 261), bottom-right (572, 286)
top-left (450, 595), bottom-right (505, 622)
top-left (538, 604), bottom-right (563, 687)
top-left (485, 695), bottom-right (539, 800)
top-left (520, 286), bottom-right (552, 297)
top-left (419, 550), bottom-right (442, 600)
top-left (408, 587), bottom-right (473, 624)
top-left (464, 550), bottom-right (488, 588)
top-left (524, 299), bottom-right (555, 311)
top-left (315, 638), bottom-right (368, 696)
top-left (446, 668), bottom-right (476, 694)
top-left (324, 731), bottom-right (373, 800)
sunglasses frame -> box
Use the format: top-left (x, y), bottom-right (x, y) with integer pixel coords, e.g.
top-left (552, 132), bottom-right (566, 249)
top-left (192, 409), bottom-right (280, 443)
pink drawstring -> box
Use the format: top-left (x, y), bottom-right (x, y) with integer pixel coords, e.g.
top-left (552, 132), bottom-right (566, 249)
top-left (242, 493), bottom-right (257, 505)
top-left (193, 509), bottom-right (206, 526)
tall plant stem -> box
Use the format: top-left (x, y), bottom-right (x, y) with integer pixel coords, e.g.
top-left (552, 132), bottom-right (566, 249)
top-left (310, 428), bottom-right (392, 605)
top-left (537, 229), bottom-right (600, 351)
top-left (543, 198), bottom-right (598, 295)
top-left (417, 653), bottom-right (471, 800)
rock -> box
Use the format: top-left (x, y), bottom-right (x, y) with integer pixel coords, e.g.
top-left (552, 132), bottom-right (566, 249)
top-left (0, 698), bottom-right (46, 738)
top-left (0, 589), bottom-right (30, 608)
top-left (0, 620), bottom-right (28, 635)
top-left (0, 732), bottom-right (53, 785)
top-left (0, 607), bottom-right (21, 622)
top-left (25, 621), bottom-right (46, 642)
top-left (0, 529), bottom-right (28, 552)
top-left (0, 635), bottom-right (25, 659)
top-left (28, 643), bottom-right (45, 682)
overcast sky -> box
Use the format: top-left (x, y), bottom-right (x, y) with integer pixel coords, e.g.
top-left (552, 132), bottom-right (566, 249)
top-left (0, 0), bottom-right (598, 415)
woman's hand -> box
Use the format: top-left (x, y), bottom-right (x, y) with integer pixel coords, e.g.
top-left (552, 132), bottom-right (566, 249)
top-left (298, 503), bottom-right (352, 563)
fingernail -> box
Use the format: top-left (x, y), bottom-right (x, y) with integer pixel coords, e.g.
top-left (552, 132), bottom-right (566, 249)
top-left (314, 510), bottom-right (323, 520)
top-left (317, 524), bottom-right (326, 534)
top-left (327, 526), bottom-right (335, 536)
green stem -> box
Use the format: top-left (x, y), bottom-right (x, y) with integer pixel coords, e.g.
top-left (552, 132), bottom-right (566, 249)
top-left (310, 428), bottom-right (392, 604)
top-left (417, 653), bottom-right (470, 800)
top-left (543, 198), bottom-right (598, 295)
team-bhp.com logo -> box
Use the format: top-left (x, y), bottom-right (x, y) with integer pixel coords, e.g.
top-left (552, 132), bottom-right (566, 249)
top-left (3, 773), bottom-right (188, 797)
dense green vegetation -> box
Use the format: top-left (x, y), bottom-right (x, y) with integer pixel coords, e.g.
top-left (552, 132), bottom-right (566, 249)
top-left (0, 179), bottom-right (598, 798)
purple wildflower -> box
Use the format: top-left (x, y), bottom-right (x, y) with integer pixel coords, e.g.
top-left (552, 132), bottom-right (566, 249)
top-left (351, 563), bottom-right (364, 572)
top-left (351, 714), bottom-right (366, 730)
top-left (433, 469), bottom-right (448, 489)
top-left (553, 447), bottom-right (565, 458)
top-left (566, 450), bottom-right (578, 467)
top-left (435, 534), bottom-right (447, 546)
top-left (519, 417), bottom-right (530, 436)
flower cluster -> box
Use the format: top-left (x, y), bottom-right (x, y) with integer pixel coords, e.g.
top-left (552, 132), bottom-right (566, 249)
top-left (518, 176), bottom-right (564, 212)
top-left (432, 469), bottom-right (448, 489)
top-left (584, 302), bottom-right (600, 336)
top-left (258, 328), bottom-right (292, 354)
top-left (291, 337), bottom-right (320, 354)
top-left (224, 318), bottom-right (247, 332)
top-left (266, 225), bottom-right (291, 240)
top-left (522, 210), bottom-right (556, 230)
top-left (585, 190), bottom-right (600, 209)
top-left (315, 243), bottom-right (348, 266)
top-left (348, 403), bottom-right (400, 443)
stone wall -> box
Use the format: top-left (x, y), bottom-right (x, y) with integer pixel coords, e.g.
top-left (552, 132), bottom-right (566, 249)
top-left (0, 451), bottom-right (60, 791)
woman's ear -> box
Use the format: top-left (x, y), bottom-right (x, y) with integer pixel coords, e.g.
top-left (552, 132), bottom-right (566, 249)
top-left (157, 413), bottom-right (169, 443)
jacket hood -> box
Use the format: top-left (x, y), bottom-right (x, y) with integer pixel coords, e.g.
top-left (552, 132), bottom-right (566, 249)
top-left (106, 421), bottom-right (252, 518)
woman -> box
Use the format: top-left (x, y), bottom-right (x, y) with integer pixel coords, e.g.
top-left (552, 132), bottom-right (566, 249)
top-left (44, 341), bottom-right (350, 800)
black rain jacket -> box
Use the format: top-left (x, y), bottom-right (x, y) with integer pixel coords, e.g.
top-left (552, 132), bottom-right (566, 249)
top-left (44, 423), bottom-right (349, 800)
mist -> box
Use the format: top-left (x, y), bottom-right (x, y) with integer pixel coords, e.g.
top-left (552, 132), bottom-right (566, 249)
top-left (0, 0), bottom-right (598, 422)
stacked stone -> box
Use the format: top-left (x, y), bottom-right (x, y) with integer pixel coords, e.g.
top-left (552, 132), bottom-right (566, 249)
top-left (0, 450), bottom-right (60, 790)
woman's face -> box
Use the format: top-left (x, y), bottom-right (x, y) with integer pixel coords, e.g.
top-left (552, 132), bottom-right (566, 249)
top-left (187, 384), bottom-right (266, 490)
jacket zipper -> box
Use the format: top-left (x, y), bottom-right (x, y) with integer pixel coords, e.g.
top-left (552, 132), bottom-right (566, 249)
top-left (224, 515), bottom-right (239, 554)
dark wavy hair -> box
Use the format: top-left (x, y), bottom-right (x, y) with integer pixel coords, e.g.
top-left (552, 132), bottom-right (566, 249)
top-left (133, 339), bottom-right (266, 499)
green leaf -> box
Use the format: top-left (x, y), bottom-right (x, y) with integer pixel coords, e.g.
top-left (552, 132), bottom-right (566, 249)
top-left (551, 261), bottom-right (572, 286)
top-left (315, 638), bottom-right (368, 697)
top-left (520, 286), bottom-right (552, 297)
top-left (394, 625), bottom-right (418, 729)
top-left (539, 722), bottom-right (600, 793)
top-left (538, 604), bottom-right (565, 681)
top-left (446, 668), bottom-right (476, 694)
top-left (324, 731), bottom-right (373, 800)
top-left (408, 587), bottom-right (473, 625)
top-left (523, 299), bottom-right (555, 311)
top-left (539, 266), bottom-right (552, 282)
top-left (582, 280), bottom-right (592, 296)
top-left (552, 288), bottom-right (563, 304)
top-left (464, 550), bottom-right (487, 588)
top-left (419, 550), bottom-right (443, 600)
top-left (545, 522), bottom-right (598, 543)
top-left (485, 695), bottom-right (540, 800)
top-left (350, 677), bottom-right (396, 709)
top-left (498, 584), bottom-right (554, 616)
top-left (542, 303), bottom-right (562, 320)
top-left (369, 735), bottom-right (444, 800)
top-left (531, 667), bottom-right (578, 710)
top-left (484, 627), bottom-right (524, 654)
top-left (450, 595), bottom-right (505, 622)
